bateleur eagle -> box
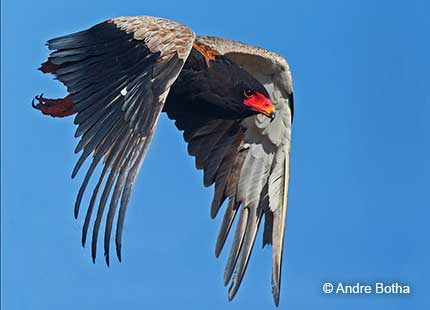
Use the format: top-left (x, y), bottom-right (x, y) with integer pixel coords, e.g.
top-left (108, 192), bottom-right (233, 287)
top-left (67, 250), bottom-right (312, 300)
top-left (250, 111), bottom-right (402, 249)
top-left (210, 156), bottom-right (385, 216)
top-left (33, 16), bottom-right (294, 306)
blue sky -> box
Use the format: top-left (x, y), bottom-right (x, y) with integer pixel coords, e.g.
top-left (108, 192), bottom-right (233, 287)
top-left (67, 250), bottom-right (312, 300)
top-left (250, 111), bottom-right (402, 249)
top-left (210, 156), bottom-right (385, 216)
top-left (1, 0), bottom-right (429, 309)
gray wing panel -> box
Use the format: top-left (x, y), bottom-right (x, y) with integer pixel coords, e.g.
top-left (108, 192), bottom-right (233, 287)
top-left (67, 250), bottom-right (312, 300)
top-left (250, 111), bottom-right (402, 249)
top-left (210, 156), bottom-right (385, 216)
top-left (194, 36), bottom-right (294, 306)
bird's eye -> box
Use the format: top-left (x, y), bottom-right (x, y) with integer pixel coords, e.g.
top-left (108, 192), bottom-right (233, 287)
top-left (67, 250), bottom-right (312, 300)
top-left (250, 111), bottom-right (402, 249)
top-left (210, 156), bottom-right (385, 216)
top-left (244, 89), bottom-right (254, 98)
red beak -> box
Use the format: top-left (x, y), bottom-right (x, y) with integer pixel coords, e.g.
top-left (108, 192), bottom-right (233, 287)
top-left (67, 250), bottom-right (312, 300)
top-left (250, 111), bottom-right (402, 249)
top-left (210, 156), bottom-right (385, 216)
top-left (244, 91), bottom-right (275, 120)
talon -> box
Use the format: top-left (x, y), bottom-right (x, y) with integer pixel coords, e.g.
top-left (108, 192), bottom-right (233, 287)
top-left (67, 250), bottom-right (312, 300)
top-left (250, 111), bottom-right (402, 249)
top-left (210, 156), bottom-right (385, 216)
top-left (35, 93), bottom-right (44, 101)
top-left (32, 94), bottom-right (75, 118)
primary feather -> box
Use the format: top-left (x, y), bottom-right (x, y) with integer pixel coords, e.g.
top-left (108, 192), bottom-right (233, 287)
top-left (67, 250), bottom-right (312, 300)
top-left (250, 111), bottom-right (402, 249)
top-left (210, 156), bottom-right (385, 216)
top-left (34, 16), bottom-right (294, 307)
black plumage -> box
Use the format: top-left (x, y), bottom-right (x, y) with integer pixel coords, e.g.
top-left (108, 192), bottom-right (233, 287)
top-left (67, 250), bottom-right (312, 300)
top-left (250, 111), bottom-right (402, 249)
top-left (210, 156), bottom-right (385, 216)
top-left (164, 47), bottom-right (270, 124)
top-left (42, 21), bottom-right (185, 264)
top-left (33, 16), bottom-right (293, 307)
top-left (38, 20), bottom-right (271, 265)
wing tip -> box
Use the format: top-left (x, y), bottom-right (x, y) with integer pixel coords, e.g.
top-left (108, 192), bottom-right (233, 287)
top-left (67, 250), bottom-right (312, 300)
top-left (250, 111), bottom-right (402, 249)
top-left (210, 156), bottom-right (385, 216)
top-left (272, 260), bottom-right (282, 306)
top-left (214, 246), bottom-right (221, 258)
top-left (116, 244), bottom-right (122, 263)
top-left (227, 290), bottom-right (235, 302)
top-left (272, 285), bottom-right (280, 307)
top-left (227, 278), bottom-right (240, 302)
top-left (74, 203), bottom-right (80, 219)
top-left (105, 253), bottom-right (110, 267)
top-left (81, 232), bottom-right (87, 247)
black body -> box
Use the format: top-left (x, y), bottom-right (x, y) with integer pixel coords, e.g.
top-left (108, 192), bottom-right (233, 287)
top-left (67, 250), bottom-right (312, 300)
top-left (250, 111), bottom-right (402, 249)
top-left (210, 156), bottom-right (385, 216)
top-left (164, 47), bottom-right (270, 131)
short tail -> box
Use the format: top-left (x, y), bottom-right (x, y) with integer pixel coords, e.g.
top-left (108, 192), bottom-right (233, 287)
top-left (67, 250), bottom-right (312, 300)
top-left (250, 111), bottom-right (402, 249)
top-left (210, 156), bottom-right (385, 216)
top-left (33, 57), bottom-right (75, 118)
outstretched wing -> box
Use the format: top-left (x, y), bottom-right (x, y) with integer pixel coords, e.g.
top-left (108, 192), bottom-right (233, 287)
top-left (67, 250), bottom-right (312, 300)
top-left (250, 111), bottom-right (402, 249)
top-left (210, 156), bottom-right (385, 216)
top-left (170, 36), bottom-right (293, 306)
top-left (39, 16), bottom-right (195, 265)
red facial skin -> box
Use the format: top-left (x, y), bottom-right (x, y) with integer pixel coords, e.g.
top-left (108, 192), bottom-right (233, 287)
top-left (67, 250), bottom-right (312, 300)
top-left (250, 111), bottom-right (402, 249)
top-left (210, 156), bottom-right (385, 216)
top-left (243, 91), bottom-right (275, 119)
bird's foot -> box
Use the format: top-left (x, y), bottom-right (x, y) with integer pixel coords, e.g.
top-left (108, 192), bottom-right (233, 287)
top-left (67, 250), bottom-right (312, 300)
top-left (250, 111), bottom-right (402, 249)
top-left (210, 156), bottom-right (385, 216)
top-left (32, 94), bottom-right (74, 117)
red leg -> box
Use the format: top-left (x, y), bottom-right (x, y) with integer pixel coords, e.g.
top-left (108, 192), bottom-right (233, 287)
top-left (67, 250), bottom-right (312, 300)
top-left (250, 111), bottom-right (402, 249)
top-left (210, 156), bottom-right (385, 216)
top-left (32, 94), bottom-right (74, 118)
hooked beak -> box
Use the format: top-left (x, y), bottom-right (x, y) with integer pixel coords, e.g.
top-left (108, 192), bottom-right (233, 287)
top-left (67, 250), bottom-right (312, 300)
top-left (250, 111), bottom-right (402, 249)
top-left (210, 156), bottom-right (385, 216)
top-left (244, 91), bottom-right (276, 121)
top-left (262, 106), bottom-right (276, 122)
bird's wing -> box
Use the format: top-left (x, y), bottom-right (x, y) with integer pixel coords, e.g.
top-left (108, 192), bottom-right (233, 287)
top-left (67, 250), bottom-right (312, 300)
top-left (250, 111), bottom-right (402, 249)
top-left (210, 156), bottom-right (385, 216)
top-left (182, 36), bottom-right (293, 306)
top-left (39, 16), bottom-right (195, 264)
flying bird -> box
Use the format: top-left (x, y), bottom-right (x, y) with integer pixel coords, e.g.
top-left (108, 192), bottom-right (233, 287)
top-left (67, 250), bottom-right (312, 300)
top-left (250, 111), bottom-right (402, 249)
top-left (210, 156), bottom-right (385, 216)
top-left (33, 16), bottom-right (294, 306)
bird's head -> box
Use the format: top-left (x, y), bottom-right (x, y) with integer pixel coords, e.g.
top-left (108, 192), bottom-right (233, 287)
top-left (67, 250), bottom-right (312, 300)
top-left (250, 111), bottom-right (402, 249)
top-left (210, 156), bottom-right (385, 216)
top-left (170, 52), bottom-right (276, 121)
top-left (240, 83), bottom-right (275, 121)
top-left (222, 65), bottom-right (275, 121)
top-left (204, 70), bottom-right (275, 121)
